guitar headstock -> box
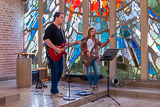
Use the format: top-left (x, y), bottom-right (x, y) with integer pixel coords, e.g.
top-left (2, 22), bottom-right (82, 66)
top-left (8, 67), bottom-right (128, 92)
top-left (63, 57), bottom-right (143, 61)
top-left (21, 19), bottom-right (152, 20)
top-left (110, 33), bottom-right (117, 38)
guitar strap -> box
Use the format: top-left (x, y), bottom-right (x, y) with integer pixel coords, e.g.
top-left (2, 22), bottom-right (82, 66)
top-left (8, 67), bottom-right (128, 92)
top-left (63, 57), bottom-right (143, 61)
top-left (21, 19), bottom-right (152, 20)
top-left (90, 39), bottom-right (97, 52)
top-left (60, 27), bottom-right (65, 43)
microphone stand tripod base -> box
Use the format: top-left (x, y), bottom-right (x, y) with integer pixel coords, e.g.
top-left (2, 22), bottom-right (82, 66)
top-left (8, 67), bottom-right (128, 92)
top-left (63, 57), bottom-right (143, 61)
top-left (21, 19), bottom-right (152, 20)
top-left (63, 96), bottom-right (75, 101)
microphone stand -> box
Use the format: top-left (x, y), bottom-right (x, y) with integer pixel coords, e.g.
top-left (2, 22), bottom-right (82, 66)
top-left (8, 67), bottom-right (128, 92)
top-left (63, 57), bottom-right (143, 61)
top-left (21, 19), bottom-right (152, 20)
top-left (63, 34), bottom-right (75, 101)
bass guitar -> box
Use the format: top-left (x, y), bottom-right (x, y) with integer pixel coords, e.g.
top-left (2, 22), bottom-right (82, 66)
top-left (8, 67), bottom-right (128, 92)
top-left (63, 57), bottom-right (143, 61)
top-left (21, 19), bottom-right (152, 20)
top-left (82, 33), bottom-right (116, 66)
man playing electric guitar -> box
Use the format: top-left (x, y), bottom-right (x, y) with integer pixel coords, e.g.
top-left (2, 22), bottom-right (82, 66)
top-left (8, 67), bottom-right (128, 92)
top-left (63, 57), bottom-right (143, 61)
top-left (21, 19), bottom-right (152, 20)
top-left (43, 12), bottom-right (81, 98)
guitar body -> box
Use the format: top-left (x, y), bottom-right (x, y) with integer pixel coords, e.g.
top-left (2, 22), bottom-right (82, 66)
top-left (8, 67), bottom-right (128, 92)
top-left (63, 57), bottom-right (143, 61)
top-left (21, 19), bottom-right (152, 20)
top-left (82, 53), bottom-right (98, 66)
top-left (48, 43), bottom-right (67, 61)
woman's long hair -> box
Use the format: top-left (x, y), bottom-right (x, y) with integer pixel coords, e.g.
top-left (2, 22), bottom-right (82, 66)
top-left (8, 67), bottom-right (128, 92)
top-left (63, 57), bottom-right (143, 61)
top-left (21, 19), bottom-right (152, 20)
top-left (87, 27), bottom-right (96, 40)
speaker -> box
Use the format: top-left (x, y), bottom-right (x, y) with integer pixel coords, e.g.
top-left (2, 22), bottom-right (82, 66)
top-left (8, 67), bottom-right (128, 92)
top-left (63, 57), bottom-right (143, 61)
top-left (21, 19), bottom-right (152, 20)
top-left (32, 70), bottom-right (39, 84)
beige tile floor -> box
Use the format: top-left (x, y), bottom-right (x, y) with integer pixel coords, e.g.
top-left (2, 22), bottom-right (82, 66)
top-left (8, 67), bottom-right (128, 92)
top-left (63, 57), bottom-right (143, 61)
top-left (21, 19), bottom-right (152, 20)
top-left (0, 79), bottom-right (106, 107)
top-left (1, 79), bottom-right (160, 107)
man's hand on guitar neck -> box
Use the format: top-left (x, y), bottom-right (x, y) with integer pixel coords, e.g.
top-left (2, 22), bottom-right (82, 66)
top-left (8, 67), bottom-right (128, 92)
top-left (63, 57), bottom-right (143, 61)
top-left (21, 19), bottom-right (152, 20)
top-left (76, 40), bottom-right (82, 44)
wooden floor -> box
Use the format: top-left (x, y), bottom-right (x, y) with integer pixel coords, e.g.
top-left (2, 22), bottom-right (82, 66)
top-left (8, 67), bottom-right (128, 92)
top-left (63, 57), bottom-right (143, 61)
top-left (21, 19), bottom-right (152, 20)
top-left (80, 97), bottom-right (160, 107)
top-left (0, 79), bottom-right (160, 107)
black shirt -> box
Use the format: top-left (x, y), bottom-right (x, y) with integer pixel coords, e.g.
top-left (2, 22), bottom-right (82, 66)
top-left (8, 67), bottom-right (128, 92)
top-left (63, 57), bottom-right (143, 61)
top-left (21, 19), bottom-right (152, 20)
top-left (43, 23), bottom-right (66, 48)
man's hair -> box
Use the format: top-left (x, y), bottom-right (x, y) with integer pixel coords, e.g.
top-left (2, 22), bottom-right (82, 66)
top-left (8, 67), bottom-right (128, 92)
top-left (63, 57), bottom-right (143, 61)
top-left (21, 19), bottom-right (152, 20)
top-left (53, 12), bottom-right (63, 21)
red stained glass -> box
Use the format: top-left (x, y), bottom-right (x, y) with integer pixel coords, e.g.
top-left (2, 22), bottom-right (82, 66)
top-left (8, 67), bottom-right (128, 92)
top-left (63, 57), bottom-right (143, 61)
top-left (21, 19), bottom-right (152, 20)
top-left (67, 0), bottom-right (71, 4)
top-left (76, 0), bottom-right (81, 7)
top-left (69, 5), bottom-right (74, 12)
top-left (96, 2), bottom-right (99, 11)
top-left (105, 17), bottom-right (108, 21)
top-left (72, 0), bottom-right (76, 5)
top-left (117, 2), bottom-right (121, 9)
top-left (91, 4), bottom-right (93, 12)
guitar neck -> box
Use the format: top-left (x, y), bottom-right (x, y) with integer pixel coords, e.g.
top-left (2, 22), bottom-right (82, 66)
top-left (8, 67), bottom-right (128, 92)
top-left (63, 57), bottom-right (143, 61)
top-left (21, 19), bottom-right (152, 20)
top-left (92, 33), bottom-right (116, 55)
top-left (63, 42), bottom-right (77, 50)
top-left (92, 39), bottom-right (109, 55)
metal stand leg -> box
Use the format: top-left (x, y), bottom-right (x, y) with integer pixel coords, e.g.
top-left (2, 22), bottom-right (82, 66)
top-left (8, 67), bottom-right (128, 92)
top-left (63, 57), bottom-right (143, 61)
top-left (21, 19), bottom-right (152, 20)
top-left (105, 60), bottom-right (120, 105)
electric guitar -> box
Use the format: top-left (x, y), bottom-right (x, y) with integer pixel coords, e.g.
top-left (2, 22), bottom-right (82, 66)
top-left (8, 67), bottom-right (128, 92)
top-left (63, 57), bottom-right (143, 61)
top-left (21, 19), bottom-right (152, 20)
top-left (48, 41), bottom-right (80, 61)
top-left (82, 33), bottom-right (116, 66)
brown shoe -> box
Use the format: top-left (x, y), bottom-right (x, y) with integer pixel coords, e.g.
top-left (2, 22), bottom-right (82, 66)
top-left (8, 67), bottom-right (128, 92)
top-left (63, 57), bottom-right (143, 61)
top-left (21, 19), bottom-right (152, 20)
top-left (90, 85), bottom-right (94, 88)
top-left (52, 93), bottom-right (63, 98)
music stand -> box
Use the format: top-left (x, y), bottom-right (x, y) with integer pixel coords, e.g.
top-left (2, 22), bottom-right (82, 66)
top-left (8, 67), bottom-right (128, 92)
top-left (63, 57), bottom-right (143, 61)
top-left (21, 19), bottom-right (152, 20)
top-left (63, 36), bottom-right (75, 101)
top-left (99, 49), bottom-right (120, 105)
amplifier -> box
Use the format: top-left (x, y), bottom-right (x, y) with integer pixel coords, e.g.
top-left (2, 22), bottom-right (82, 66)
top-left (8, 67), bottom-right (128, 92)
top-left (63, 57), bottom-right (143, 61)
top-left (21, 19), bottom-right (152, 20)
top-left (33, 68), bottom-right (48, 81)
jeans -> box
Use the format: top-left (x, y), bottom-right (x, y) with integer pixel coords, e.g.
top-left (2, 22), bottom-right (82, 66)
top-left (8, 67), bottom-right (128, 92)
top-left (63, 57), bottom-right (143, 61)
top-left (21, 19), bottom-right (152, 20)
top-left (85, 59), bottom-right (100, 86)
top-left (46, 52), bottom-right (63, 94)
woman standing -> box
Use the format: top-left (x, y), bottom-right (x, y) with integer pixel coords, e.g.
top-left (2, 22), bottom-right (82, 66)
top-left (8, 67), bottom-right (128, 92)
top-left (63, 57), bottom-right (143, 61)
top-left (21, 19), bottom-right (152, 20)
top-left (81, 27), bottom-right (111, 88)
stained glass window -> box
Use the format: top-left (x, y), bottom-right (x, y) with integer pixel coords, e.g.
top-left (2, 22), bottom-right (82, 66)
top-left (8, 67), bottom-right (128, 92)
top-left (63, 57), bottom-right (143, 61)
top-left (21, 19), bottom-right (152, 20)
top-left (116, 0), bottom-right (141, 79)
top-left (148, 0), bottom-right (160, 80)
top-left (64, 0), bottom-right (83, 75)
top-left (24, 0), bottom-right (39, 67)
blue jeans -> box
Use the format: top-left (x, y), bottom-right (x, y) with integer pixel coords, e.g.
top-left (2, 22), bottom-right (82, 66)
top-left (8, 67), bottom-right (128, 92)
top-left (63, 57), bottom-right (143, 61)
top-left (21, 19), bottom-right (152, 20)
top-left (46, 52), bottom-right (63, 94)
top-left (85, 59), bottom-right (100, 86)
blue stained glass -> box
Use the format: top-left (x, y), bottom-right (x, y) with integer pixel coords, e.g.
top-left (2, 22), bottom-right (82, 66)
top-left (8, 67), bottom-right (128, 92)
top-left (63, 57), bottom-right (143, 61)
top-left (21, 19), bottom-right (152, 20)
top-left (29, 12), bottom-right (38, 28)
top-left (137, 22), bottom-right (140, 30)
top-left (24, 48), bottom-right (27, 52)
top-left (122, 39), bottom-right (126, 48)
top-left (151, 68), bottom-right (156, 75)
top-left (33, 20), bottom-right (38, 29)
top-left (73, 55), bottom-right (77, 58)
top-left (128, 41), bottom-right (131, 47)
top-left (122, 26), bottom-right (128, 29)
top-left (31, 6), bottom-right (36, 11)
top-left (71, 59), bottom-right (75, 66)
top-left (68, 22), bottom-right (71, 31)
top-left (31, 29), bottom-right (35, 37)
top-left (158, 33), bottom-right (160, 38)
top-left (77, 35), bottom-right (82, 40)
top-left (149, 63), bottom-right (156, 75)
top-left (95, 17), bottom-right (100, 23)
top-left (27, 34), bottom-right (31, 42)
top-left (124, 29), bottom-right (130, 38)
top-left (74, 49), bottom-right (77, 54)
top-left (131, 39), bottom-right (138, 48)
top-left (43, 18), bottom-right (45, 23)
top-left (133, 33), bottom-right (137, 38)
top-left (128, 29), bottom-right (132, 34)
top-left (117, 37), bottom-right (122, 49)
top-left (158, 16), bottom-right (160, 20)
top-left (75, 44), bottom-right (80, 48)
top-left (101, 21), bottom-right (107, 29)
top-left (148, 9), bottom-right (156, 18)
top-left (95, 23), bottom-right (101, 30)
top-left (102, 32), bottom-right (108, 42)
top-left (135, 49), bottom-right (141, 64)
top-left (157, 45), bottom-right (160, 51)
top-left (26, 20), bottom-right (30, 26)
top-left (77, 51), bottom-right (80, 56)
top-left (34, 18), bottom-right (44, 28)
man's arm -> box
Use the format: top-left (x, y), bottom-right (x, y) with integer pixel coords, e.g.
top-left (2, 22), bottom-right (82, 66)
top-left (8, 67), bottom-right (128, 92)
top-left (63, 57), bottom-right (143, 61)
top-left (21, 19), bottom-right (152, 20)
top-left (44, 39), bottom-right (62, 54)
top-left (65, 40), bottom-right (81, 46)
